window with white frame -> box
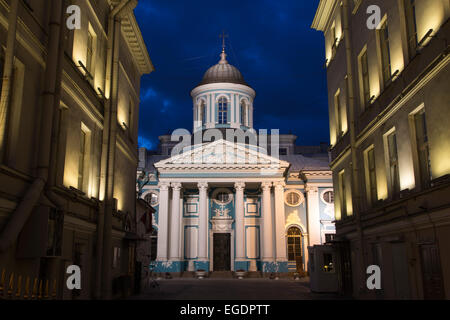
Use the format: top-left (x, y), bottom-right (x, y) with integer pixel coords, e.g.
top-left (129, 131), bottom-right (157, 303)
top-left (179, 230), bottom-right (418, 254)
top-left (218, 97), bottom-right (228, 124)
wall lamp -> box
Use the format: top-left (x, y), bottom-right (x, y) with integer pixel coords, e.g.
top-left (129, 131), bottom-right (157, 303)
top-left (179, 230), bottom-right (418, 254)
top-left (369, 95), bottom-right (376, 104)
top-left (77, 60), bottom-right (93, 80)
top-left (391, 69), bottom-right (400, 81)
top-left (97, 87), bottom-right (106, 100)
top-left (418, 29), bottom-right (434, 48)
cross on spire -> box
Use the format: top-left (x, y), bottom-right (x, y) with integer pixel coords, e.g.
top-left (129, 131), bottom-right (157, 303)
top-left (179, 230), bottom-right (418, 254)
top-left (220, 31), bottom-right (229, 52)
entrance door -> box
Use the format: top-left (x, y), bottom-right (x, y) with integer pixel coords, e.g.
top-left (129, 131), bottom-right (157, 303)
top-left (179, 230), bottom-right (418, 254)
top-left (420, 244), bottom-right (445, 299)
top-left (287, 227), bottom-right (303, 272)
top-left (213, 233), bottom-right (231, 271)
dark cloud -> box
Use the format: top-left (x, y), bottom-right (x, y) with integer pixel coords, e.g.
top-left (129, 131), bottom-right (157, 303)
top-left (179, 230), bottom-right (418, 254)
top-left (136, 0), bottom-right (328, 148)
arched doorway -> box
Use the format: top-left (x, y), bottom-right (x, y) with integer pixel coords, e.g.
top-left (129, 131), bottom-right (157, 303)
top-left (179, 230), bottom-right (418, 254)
top-left (287, 227), bottom-right (303, 273)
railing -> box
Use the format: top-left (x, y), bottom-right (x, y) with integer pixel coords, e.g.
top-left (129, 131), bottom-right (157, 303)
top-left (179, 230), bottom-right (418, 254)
top-left (0, 269), bottom-right (58, 300)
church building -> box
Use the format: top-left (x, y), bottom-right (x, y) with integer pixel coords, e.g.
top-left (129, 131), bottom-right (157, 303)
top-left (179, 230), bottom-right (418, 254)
top-left (138, 47), bottom-right (335, 275)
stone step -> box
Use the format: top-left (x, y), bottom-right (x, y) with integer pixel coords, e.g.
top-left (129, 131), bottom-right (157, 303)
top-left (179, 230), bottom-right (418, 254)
top-left (209, 271), bottom-right (233, 279)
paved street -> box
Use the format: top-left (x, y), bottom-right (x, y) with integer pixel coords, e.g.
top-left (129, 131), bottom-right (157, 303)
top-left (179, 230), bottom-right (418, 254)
top-left (131, 278), bottom-right (342, 300)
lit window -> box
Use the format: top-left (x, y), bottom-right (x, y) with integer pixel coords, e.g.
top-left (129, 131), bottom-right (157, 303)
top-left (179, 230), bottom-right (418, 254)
top-left (86, 31), bottom-right (94, 75)
top-left (240, 101), bottom-right (247, 126)
top-left (78, 129), bottom-right (87, 190)
top-left (414, 110), bottom-right (432, 188)
top-left (287, 227), bottom-right (302, 269)
top-left (339, 170), bottom-right (347, 217)
top-left (360, 49), bottom-right (371, 108)
top-left (404, 0), bottom-right (418, 58)
top-left (218, 97), bottom-right (228, 124)
top-left (285, 191), bottom-right (303, 207)
top-left (366, 148), bottom-right (378, 205)
top-left (322, 191), bottom-right (334, 204)
top-left (387, 132), bottom-right (400, 196)
top-left (379, 20), bottom-right (392, 86)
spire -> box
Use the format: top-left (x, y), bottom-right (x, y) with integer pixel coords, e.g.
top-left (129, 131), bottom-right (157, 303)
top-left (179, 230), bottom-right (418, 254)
top-left (219, 31), bottom-right (229, 64)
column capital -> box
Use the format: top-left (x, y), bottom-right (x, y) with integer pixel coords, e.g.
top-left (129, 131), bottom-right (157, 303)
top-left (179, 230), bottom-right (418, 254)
top-left (197, 182), bottom-right (209, 190)
top-left (234, 182), bottom-right (246, 191)
top-left (273, 181), bottom-right (286, 190)
top-left (261, 181), bottom-right (273, 191)
top-left (171, 182), bottom-right (182, 191)
top-left (158, 182), bottom-right (170, 191)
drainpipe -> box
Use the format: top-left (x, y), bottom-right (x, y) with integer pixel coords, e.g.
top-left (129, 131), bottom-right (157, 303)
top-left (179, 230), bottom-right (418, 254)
top-left (0, 0), bottom-right (64, 252)
top-left (97, 0), bottom-right (136, 299)
top-left (342, 0), bottom-right (366, 297)
top-left (0, 0), bottom-right (19, 158)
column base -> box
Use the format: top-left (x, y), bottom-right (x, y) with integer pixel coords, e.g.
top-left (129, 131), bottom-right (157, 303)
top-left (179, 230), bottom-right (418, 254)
top-left (194, 260), bottom-right (210, 272)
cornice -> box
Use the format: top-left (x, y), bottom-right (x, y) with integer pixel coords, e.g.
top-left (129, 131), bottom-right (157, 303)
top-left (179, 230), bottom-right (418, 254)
top-left (311, 0), bottom-right (338, 31)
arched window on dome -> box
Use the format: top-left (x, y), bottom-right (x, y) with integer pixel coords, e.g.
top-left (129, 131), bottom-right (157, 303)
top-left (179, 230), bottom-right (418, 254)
top-left (240, 101), bottom-right (247, 126)
top-left (199, 101), bottom-right (206, 125)
top-left (218, 97), bottom-right (228, 124)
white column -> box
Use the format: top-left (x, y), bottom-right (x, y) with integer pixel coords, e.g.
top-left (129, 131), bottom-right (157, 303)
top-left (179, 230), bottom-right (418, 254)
top-left (261, 182), bottom-right (274, 261)
top-left (169, 182), bottom-right (182, 260)
top-left (157, 182), bottom-right (170, 261)
top-left (274, 181), bottom-right (287, 262)
top-left (306, 185), bottom-right (321, 246)
top-left (198, 182), bottom-right (209, 261)
top-left (234, 182), bottom-right (245, 260)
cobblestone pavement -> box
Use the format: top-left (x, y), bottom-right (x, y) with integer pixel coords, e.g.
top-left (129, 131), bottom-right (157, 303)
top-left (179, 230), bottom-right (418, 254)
top-left (131, 278), bottom-right (343, 300)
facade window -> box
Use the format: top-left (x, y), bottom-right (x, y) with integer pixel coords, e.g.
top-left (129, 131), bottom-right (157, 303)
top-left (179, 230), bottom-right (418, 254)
top-left (331, 24), bottom-right (337, 58)
top-left (200, 101), bottom-right (206, 124)
top-left (379, 20), bottom-right (392, 86)
top-left (150, 229), bottom-right (157, 261)
top-left (404, 0), bottom-right (418, 57)
top-left (240, 101), bottom-right (247, 126)
top-left (335, 91), bottom-right (343, 138)
top-left (212, 188), bottom-right (233, 205)
top-left (218, 97), bottom-right (228, 124)
top-left (325, 233), bottom-right (335, 243)
top-left (285, 190), bottom-right (303, 207)
top-left (360, 49), bottom-right (371, 108)
top-left (339, 170), bottom-right (347, 217)
top-left (0, 54), bottom-right (4, 96)
top-left (279, 148), bottom-right (288, 156)
top-left (414, 109), bottom-right (432, 187)
top-left (322, 190), bottom-right (334, 204)
top-left (145, 192), bottom-right (159, 206)
top-left (387, 132), bottom-right (400, 196)
top-left (128, 97), bottom-right (133, 132)
top-left (287, 227), bottom-right (302, 265)
top-left (86, 30), bottom-right (94, 76)
top-left (366, 148), bottom-right (378, 205)
top-left (78, 129), bottom-right (87, 190)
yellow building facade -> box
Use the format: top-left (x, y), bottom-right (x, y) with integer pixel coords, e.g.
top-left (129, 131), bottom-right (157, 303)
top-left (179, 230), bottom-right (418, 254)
top-left (313, 0), bottom-right (450, 299)
top-left (0, 0), bottom-right (153, 299)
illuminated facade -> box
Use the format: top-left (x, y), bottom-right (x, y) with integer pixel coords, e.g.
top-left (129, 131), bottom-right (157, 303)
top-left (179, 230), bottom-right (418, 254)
top-left (0, 0), bottom-right (153, 299)
top-left (137, 48), bottom-right (335, 276)
top-left (312, 0), bottom-right (450, 299)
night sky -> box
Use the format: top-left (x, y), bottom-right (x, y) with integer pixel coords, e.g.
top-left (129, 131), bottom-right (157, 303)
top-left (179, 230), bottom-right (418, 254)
top-left (135, 0), bottom-right (328, 151)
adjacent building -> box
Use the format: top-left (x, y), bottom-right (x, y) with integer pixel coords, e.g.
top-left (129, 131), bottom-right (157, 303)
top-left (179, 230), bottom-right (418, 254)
top-left (138, 47), bottom-right (335, 276)
top-left (312, 0), bottom-right (450, 299)
top-left (0, 0), bottom-right (153, 299)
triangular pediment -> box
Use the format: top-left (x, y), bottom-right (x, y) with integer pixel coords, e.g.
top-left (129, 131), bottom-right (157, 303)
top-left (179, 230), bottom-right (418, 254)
top-left (154, 139), bottom-right (290, 170)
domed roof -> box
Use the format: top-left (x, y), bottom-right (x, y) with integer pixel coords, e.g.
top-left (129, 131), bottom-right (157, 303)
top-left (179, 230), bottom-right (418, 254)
top-left (199, 50), bottom-right (249, 86)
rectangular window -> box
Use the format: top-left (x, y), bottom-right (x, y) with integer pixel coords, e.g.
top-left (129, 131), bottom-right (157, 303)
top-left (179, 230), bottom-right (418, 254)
top-left (0, 54), bottom-right (4, 96)
top-left (366, 148), bottom-right (378, 205)
top-left (414, 109), bottom-right (432, 188)
top-left (404, 0), bottom-right (418, 57)
top-left (78, 130), bottom-right (87, 190)
top-left (379, 20), bottom-right (392, 85)
top-left (279, 148), bottom-right (288, 155)
top-left (86, 31), bottom-right (94, 75)
top-left (113, 247), bottom-right (121, 268)
top-left (360, 50), bottom-right (371, 108)
top-left (339, 170), bottom-right (347, 217)
top-left (335, 91), bottom-right (342, 138)
top-left (387, 132), bottom-right (400, 196)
